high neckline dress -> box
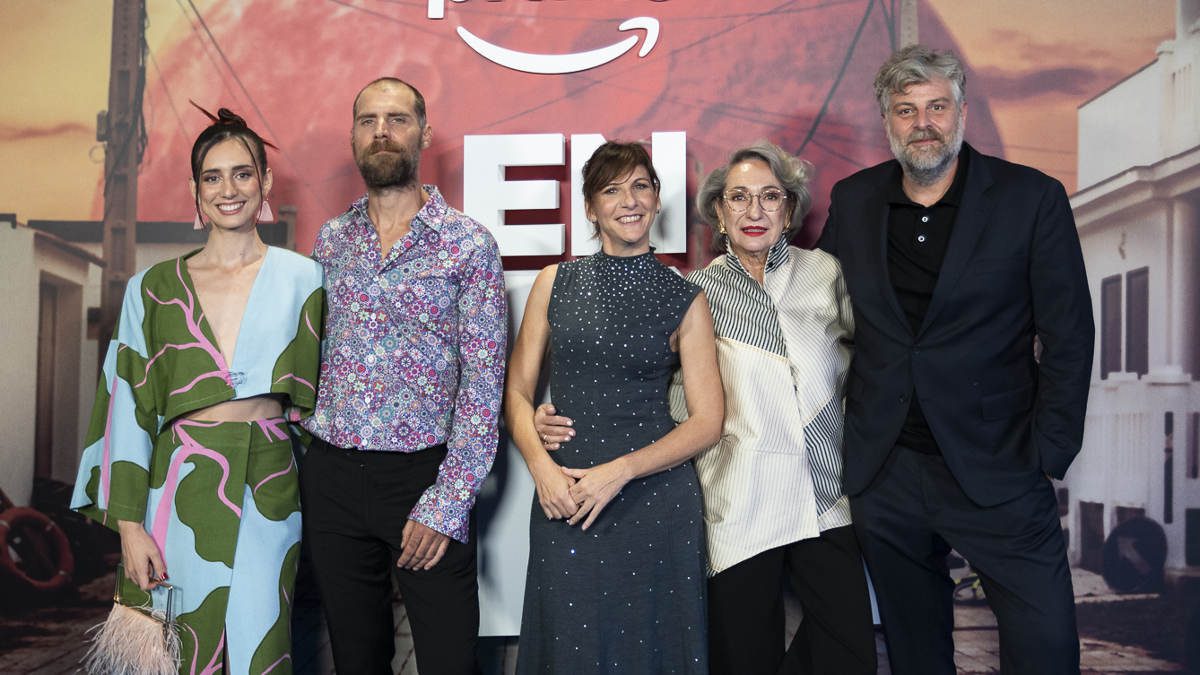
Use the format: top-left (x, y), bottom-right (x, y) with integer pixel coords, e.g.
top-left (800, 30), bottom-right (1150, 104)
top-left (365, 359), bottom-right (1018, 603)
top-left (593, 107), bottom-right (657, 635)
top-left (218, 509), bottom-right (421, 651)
top-left (517, 250), bottom-right (709, 674)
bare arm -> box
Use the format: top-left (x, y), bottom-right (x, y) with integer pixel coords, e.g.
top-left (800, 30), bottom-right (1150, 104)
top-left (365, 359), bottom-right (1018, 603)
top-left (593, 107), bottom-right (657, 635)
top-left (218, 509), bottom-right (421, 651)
top-left (504, 265), bottom-right (580, 520)
top-left (565, 293), bottom-right (724, 529)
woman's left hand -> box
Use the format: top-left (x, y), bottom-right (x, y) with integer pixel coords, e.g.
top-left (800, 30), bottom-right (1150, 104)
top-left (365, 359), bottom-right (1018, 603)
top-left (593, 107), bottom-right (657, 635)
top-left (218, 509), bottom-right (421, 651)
top-left (562, 458), bottom-right (633, 530)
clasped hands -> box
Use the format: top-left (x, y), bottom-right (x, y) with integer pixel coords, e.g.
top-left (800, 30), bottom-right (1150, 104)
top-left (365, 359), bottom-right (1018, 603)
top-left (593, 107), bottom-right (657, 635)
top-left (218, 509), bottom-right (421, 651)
top-left (532, 403), bottom-right (630, 530)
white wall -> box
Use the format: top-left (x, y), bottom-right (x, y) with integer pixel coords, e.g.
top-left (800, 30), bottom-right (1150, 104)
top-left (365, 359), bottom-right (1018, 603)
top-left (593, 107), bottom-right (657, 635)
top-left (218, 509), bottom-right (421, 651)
top-left (1079, 21), bottom-right (1200, 191)
top-left (477, 269), bottom-right (538, 636)
top-left (1078, 62), bottom-right (1164, 190)
top-left (1078, 201), bottom-right (1172, 380)
top-left (0, 221), bottom-right (103, 506)
top-left (1164, 29), bottom-right (1200, 162)
top-left (0, 224), bottom-right (42, 506)
top-left (35, 241), bottom-right (94, 484)
top-left (1070, 378), bottom-right (1200, 569)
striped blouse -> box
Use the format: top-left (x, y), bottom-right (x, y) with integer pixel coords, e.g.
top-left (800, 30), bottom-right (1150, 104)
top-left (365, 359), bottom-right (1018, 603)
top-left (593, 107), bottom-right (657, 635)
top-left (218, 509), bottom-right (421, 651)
top-left (670, 236), bottom-right (854, 574)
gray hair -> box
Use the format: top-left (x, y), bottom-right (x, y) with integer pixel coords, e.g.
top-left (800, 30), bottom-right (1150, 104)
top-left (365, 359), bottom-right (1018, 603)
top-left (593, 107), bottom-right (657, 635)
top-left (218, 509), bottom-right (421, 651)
top-left (873, 45), bottom-right (965, 117)
top-left (696, 141), bottom-right (813, 250)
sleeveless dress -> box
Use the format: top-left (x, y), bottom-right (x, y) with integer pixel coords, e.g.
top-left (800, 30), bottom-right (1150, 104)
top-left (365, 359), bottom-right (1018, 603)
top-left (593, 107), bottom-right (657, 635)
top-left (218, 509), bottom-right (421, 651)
top-left (517, 250), bottom-right (709, 674)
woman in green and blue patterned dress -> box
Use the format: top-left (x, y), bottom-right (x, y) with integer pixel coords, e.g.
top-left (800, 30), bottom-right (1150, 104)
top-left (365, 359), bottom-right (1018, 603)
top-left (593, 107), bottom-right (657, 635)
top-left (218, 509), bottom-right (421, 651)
top-left (72, 108), bottom-right (323, 674)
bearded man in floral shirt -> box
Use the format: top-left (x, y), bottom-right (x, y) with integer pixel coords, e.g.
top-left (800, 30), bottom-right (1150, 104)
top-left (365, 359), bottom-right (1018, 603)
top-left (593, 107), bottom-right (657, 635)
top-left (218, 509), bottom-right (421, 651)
top-left (302, 76), bottom-right (507, 675)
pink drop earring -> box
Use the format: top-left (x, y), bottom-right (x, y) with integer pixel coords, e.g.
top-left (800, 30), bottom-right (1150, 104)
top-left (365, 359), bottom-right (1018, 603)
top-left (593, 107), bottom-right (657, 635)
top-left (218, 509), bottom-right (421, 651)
top-left (257, 199), bottom-right (275, 223)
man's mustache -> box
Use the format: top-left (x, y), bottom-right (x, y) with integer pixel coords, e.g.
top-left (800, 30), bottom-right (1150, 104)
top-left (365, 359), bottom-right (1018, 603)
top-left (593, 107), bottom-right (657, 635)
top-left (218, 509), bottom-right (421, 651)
top-left (367, 140), bottom-right (404, 154)
top-left (906, 129), bottom-right (943, 144)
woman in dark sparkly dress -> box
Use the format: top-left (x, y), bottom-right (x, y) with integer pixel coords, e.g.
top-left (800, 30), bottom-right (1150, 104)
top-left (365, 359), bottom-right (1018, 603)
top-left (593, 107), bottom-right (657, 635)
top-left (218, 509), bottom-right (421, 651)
top-left (505, 141), bottom-right (724, 673)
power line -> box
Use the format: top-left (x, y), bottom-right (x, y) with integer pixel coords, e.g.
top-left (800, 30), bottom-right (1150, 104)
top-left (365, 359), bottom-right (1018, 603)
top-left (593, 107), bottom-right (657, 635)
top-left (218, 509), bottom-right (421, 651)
top-left (798, 0), bottom-right (876, 154)
top-left (147, 48), bottom-right (191, 146)
top-left (879, 0), bottom-right (896, 48)
top-left (326, 0), bottom-right (450, 39)
top-left (172, 0), bottom-right (241, 105)
top-left (809, 137), bottom-right (872, 170)
top-left (183, 0), bottom-right (278, 143)
top-left (180, 0), bottom-right (327, 214)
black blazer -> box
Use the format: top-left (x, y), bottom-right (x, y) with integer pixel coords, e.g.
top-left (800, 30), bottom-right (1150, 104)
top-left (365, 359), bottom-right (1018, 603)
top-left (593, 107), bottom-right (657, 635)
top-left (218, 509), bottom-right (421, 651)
top-left (818, 143), bottom-right (1094, 507)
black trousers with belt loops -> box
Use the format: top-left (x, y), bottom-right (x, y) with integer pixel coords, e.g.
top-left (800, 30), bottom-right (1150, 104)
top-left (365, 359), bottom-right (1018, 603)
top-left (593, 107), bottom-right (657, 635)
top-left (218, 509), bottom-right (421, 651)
top-left (301, 437), bottom-right (480, 675)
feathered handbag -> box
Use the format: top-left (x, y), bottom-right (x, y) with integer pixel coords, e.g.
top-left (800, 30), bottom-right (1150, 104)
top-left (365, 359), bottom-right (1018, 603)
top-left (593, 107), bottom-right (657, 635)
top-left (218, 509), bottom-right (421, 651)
top-left (81, 564), bottom-right (181, 675)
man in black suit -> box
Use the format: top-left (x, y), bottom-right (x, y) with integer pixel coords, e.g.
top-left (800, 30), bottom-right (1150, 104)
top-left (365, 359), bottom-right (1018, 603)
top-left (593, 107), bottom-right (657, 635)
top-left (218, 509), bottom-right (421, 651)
top-left (818, 45), bottom-right (1094, 674)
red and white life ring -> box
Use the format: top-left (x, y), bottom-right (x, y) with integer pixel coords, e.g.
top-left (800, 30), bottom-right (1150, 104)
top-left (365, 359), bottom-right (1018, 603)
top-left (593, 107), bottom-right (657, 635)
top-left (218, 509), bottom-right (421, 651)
top-left (0, 507), bottom-right (74, 593)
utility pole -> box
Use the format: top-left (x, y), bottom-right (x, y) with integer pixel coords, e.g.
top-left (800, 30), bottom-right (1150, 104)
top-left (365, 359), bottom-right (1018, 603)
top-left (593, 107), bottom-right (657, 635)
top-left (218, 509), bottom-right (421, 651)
top-left (97, 0), bottom-right (146, 347)
top-left (898, 0), bottom-right (919, 48)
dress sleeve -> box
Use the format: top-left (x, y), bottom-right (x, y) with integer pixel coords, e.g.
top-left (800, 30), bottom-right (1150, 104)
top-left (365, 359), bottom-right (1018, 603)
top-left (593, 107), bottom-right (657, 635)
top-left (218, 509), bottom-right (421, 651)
top-left (70, 275), bottom-right (159, 530)
top-left (272, 269), bottom-right (326, 421)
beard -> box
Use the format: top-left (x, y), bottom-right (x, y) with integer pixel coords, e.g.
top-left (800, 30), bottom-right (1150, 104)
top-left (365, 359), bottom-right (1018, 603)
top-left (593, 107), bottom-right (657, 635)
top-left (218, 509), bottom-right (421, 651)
top-left (355, 139), bottom-right (420, 189)
top-left (887, 113), bottom-right (965, 185)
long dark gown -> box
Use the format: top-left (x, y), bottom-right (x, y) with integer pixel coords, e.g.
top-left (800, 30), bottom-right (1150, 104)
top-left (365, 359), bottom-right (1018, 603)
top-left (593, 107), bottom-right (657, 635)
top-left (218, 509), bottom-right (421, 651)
top-left (517, 250), bottom-right (709, 674)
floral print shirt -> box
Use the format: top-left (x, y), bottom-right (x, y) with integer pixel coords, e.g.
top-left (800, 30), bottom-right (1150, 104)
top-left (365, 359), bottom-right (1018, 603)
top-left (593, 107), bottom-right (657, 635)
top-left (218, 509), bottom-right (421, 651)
top-left (306, 186), bottom-right (507, 542)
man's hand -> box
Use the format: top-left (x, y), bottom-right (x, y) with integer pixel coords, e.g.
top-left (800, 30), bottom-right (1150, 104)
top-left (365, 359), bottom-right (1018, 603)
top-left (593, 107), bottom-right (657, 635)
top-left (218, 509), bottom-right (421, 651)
top-left (534, 403), bottom-right (575, 450)
top-left (397, 520), bottom-right (451, 571)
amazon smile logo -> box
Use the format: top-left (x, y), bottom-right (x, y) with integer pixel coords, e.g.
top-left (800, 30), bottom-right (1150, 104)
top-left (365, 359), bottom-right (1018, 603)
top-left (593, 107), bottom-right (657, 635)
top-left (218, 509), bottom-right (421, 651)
top-left (427, 0), bottom-right (663, 74)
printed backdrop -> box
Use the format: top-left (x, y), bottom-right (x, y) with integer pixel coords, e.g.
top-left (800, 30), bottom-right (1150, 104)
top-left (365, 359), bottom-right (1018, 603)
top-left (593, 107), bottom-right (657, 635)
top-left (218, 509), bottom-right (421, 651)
top-left (0, 0), bottom-right (1183, 648)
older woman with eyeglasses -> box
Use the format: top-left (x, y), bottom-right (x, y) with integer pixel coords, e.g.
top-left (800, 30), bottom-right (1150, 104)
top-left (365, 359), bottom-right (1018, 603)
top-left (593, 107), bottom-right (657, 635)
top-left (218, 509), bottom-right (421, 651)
top-left (687, 141), bottom-right (876, 674)
top-left (540, 141), bottom-right (876, 673)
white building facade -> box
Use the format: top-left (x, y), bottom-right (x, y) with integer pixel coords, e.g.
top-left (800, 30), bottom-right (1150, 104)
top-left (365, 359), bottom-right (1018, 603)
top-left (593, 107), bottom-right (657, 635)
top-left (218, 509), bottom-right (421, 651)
top-left (1068, 0), bottom-right (1200, 572)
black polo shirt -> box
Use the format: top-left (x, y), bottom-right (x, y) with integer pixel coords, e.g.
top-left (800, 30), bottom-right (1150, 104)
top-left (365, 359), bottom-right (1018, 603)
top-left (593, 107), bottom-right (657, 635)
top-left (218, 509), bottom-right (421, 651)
top-left (886, 150), bottom-right (968, 454)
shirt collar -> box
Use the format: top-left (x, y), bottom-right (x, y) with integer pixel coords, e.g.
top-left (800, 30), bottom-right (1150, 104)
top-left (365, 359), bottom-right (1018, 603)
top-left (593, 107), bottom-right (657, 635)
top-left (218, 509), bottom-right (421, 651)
top-left (886, 148), bottom-right (970, 208)
top-left (348, 184), bottom-right (450, 234)
top-left (724, 233), bottom-right (791, 278)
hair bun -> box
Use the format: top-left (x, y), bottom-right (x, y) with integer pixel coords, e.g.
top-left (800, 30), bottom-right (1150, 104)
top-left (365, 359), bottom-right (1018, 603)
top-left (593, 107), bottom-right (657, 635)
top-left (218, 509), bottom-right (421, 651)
top-left (216, 108), bottom-right (247, 127)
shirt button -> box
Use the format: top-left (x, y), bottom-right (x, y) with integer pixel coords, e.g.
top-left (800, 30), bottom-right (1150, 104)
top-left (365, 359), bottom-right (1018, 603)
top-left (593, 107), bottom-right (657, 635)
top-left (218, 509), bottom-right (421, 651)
top-left (916, 234), bottom-right (927, 243)
top-left (921, 215), bottom-right (930, 223)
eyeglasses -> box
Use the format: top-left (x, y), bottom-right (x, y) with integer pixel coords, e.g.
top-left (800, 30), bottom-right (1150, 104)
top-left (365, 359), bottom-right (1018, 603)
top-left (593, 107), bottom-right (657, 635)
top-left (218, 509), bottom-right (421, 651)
top-left (722, 188), bottom-right (788, 213)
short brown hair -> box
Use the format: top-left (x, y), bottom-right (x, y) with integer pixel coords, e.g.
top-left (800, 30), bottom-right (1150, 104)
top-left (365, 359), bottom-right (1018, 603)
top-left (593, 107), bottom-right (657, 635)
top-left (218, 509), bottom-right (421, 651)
top-left (581, 141), bottom-right (660, 235)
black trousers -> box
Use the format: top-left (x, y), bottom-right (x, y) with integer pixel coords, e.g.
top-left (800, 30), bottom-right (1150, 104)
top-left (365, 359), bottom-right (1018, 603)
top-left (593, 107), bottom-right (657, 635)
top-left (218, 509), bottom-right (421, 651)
top-left (851, 446), bottom-right (1079, 675)
top-left (707, 525), bottom-right (877, 675)
top-left (300, 437), bottom-right (479, 675)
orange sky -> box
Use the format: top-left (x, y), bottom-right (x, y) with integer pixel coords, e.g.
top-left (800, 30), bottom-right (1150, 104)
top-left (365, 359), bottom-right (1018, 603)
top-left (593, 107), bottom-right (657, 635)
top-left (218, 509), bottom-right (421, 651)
top-left (0, 0), bottom-right (216, 221)
top-left (0, 1), bottom-right (1176, 222)
top-left (926, 0), bottom-right (1175, 191)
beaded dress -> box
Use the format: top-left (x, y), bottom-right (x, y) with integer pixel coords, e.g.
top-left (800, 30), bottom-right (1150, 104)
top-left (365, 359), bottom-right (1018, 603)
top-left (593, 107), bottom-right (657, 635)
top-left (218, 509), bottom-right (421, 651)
top-left (517, 250), bottom-right (708, 674)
